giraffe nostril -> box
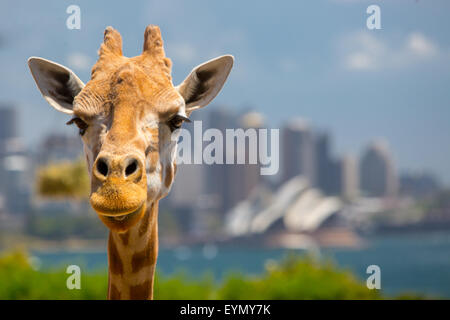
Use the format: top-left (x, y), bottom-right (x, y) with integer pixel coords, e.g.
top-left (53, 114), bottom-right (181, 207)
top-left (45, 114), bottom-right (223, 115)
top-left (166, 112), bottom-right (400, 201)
top-left (125, 159), bottom-right (138, 177)
top-left (96, 158), bottom-right (109, 177)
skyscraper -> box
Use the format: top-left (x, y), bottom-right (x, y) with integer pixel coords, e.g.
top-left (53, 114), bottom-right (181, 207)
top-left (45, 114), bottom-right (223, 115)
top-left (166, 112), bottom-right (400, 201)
top-left (0, 105), bottom-right (30, 214)
top-left (205, 107), bottom-right (237, 214)
top-left (281, 118), bottom-right (315, 186)
top-left (315, 132), bottom-right (341, 195)
top-left (169, 110), bottom-right (206, 207)
top-left (228, 111), bottom-right (265, 207)
top-left (341, 154), bottom-right (359, 199)
top-left (360, 140), bottom-right (398, 197)
top-left (0, 107), bottom-right (18, 141)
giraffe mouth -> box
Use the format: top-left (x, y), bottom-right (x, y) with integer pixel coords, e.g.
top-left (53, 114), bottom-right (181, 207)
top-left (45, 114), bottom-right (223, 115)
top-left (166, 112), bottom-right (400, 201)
top-left (95, 203), bottom-right (146, 232)
top-left (90, 181), bottom-right (148, 232)
top-left (98, 204), bottom-right (144, 222)
top-left (113, 215), bottom-right (127, 221)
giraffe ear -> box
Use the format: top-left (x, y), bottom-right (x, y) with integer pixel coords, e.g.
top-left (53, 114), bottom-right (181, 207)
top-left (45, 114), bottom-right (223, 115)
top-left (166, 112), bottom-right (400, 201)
top-left (28, 57), bottom-right (85, 114)
top-left (176, 55), bottom-right (233, 112)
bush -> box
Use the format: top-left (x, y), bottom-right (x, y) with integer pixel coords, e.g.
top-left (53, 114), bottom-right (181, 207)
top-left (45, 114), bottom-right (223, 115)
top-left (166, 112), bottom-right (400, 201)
top-left (155, 272), bottom-right (215, 300)
top-left (0, 250), bottom-right (107, 299)
top-left (216, 254), bottom-right (380, 299)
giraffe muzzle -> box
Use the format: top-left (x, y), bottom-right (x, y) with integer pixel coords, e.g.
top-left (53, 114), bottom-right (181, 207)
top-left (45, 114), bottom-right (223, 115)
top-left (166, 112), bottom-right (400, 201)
top-left (90, 153), bottom-right (148, 231)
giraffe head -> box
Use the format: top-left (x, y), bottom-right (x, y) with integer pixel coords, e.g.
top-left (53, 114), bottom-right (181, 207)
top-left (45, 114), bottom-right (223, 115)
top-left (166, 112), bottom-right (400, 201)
top-left (28, 25), bottom-right (233, 232)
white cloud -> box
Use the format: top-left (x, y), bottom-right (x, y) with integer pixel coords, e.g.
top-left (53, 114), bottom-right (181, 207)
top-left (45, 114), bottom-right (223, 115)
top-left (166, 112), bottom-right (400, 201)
top-left (66, 52), bottom-right (92, 71)
top-left (338, 31), bottom-right (441, 71)
top-left (166, 42), bottom-right (197, 64)
top-left (407, 32), bottom-right (438, 57)
top-left (346, 52), bottom-right (375, 70)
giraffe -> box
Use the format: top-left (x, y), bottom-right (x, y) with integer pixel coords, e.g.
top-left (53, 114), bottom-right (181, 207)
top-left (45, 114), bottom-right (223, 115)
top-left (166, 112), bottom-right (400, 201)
top-left (27, 25), bottom-right (233, 299)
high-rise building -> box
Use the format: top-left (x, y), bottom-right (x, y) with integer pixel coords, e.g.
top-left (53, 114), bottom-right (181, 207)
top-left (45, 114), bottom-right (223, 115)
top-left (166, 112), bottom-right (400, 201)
top-left (0, 107), bottom-right (18, 141)
top-left (315, 132), bottom-right (341, 195)
top-left (341, 154), bottom-right (359, 199)
top-left (281, 118), bottom-right (315, 186)
top-left (205, 107), bottom-right (238, 214)
top-left (360, 140), bottom-right (398, 197)
top-left (168, 109), bottom-right (207, 206)
top-left (228, 111), bottom-right (265, 208)
top-left (0, 105), bottom-right (31, 214)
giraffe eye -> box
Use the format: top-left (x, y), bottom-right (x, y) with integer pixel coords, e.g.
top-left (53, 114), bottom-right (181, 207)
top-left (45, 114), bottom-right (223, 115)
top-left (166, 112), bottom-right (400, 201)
top-left (66, 117), bottom-right (88, 136)
top-left (168, 114), bottom-right (190, 132)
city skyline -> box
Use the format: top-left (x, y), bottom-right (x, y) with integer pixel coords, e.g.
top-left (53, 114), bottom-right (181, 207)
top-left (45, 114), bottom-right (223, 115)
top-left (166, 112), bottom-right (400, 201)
top-left (0, 103), bottom-right (441, 189)
top-left (0, 103), bottom-right (443, 241)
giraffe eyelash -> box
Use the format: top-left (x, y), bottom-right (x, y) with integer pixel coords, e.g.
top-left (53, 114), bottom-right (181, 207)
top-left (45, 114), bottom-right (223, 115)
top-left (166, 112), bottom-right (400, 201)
top-left (168, 114), bottom-right (190, 132)
top-left (66, 117), bottom-right (89, 136)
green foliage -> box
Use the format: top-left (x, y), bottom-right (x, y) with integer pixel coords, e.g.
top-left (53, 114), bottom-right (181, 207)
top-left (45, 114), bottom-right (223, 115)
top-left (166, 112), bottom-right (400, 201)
top-left (216, 254), bottom-right (380, 299)
top-left (36, 159), bottom-right (90, 200)
top-left (0, 250), bottom-right (420, 300)
top-left (0, 250), bottom-right (107, 299)
top-left (155, 272), bottom-right (216, 300)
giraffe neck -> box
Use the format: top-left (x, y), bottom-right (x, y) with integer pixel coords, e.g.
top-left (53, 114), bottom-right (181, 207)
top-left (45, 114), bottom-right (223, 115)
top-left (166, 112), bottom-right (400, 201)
top-left (107, 201), bottom-right (159, 300)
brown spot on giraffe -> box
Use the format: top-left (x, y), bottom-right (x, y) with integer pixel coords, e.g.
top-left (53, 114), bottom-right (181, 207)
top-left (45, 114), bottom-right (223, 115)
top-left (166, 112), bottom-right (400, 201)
top-left (108, 235), bottom-right (123, 275)
top-left (138, 204), bottom-right (151, 237)
top-left (164, 164), bottom-right (173, 188)
top-left (119, 232), bottom-right (129, 246)
top-left (109, 284), bottom-right (121, 300)
top-left (129, 280), bottom-right (151, 300)
top-left (131, 247), bottom-right (156, 273)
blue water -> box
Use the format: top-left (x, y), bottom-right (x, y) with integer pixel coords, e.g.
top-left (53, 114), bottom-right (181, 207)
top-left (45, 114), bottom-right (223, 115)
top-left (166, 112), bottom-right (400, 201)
top-left (32, 230), bottom-right (450, 298)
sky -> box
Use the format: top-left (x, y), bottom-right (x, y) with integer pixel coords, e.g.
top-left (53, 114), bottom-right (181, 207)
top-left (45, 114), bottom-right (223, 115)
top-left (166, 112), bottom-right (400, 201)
top-left (1, 0), bottom-right (450, 184)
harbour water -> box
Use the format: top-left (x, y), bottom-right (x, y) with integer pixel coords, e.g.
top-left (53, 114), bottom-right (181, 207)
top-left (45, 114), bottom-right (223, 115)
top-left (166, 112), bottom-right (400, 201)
top-left (32, 230), bottom-right (450, 298)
